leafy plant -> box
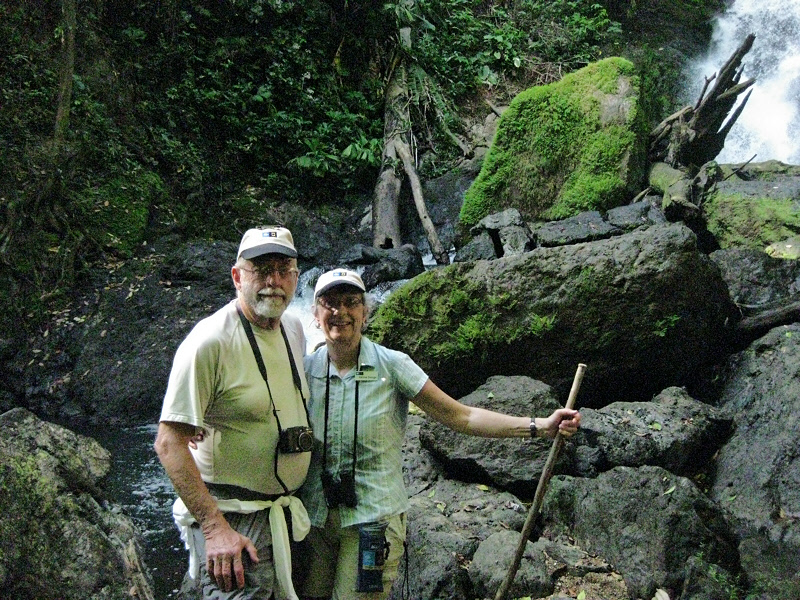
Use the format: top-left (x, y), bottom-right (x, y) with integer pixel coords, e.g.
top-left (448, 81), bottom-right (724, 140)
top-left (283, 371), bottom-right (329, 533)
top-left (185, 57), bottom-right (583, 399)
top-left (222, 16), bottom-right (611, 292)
top-left (653, 314), bottom-right (681, 337)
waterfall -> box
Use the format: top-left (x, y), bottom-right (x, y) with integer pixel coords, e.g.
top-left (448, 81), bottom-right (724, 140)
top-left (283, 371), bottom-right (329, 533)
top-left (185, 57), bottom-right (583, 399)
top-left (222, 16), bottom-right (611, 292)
top-left (682, 0), bottom-right (800, 164)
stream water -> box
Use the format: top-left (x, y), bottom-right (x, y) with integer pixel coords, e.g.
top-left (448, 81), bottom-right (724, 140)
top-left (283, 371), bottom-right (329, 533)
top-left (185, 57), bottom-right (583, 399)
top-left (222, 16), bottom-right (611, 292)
top-left (681, 0), bottom-right (800, 163)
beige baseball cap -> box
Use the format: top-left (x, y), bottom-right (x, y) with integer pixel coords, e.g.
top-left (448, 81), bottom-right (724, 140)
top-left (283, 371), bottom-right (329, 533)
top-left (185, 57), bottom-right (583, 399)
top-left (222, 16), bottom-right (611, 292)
top-left (314, 269), bottom-right (366, 300)
top-left (237, 226), bottom-right (297, 260)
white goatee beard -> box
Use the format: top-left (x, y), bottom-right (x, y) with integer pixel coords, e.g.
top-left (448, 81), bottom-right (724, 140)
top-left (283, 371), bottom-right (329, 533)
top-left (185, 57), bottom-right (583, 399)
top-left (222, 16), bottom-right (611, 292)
top-left (253, 294), bottom-right (288, 319)
top-left (244, 286), bottom-right (290, 320)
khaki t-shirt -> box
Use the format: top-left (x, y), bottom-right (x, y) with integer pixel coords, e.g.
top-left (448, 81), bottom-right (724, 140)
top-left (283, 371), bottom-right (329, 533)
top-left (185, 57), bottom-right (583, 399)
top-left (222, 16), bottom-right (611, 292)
top-left (160, 300), bottom-right (310, 495)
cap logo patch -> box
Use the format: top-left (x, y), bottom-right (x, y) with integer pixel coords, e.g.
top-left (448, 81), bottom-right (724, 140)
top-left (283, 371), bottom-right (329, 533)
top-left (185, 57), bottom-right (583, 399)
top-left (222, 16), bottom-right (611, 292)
top-left (262, 231), bottom-right (278, 238)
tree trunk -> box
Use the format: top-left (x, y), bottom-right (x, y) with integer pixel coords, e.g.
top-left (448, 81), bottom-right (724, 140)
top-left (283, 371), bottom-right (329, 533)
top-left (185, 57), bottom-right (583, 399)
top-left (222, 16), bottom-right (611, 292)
top-left (31, 0), bottom-right (76, 219)
top-left (649, 33), bottom-right (755, 170)
top-left (372, 60), bottom-right (406, 250)
top-left (54, 0), bottom-right (76, 145)
top-left (371, 16), bottom-right (449, 263)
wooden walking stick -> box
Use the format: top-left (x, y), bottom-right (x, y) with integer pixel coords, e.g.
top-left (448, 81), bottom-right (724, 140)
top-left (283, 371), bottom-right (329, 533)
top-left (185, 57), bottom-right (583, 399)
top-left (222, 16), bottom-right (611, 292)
top-left (493, 363), bottom-right (587, 600)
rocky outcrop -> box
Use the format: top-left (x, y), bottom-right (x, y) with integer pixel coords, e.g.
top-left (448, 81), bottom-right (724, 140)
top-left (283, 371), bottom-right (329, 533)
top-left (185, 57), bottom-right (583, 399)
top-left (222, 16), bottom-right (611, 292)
top-left (571, 386), bottom-right (733, 477)
top-left (0, 408), bottom-right (154, 600)
top-left (711, 322), bottom-right (800, 599)
top-left (544, 464), bottom-right (740, 599)
top-left (419, 376), bottom-right (567, 496)
top-left (395, 379), bottom-right (748, 600)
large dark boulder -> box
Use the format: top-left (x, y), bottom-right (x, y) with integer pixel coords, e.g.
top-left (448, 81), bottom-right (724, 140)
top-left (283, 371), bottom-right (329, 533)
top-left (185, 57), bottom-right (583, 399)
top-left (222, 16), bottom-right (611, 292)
top-left (0, 408), bottom-right (154, 599)
top-left (544, 465), bottom-right (740, 599)
top-left (711, 322), bottom-right (800, 599)
top-left (468, 531), bottom-right (622, 600)
top-left (419, 376), bottom-right (567, 496)
top-left (572, 386), bottom-right (733, 477)
top-left (369, 223), bottom-right (738, 405)
top-left (711, 246), bottom-right (800, 307)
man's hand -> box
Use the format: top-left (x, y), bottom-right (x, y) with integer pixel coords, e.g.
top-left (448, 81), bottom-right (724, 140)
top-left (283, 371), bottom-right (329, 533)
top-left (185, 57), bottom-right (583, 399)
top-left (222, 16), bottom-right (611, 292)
top-left (203, 518), bottom-right (260, 591)
top-left (154, 421), bottom-right (259, 591)
top-left (539, 408), bottom-right (581, 439)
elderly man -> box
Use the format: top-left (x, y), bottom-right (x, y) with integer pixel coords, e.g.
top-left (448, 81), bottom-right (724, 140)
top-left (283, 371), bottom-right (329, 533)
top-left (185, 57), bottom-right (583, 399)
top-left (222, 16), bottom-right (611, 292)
top-left (155, 226), bottom-right (312, 600)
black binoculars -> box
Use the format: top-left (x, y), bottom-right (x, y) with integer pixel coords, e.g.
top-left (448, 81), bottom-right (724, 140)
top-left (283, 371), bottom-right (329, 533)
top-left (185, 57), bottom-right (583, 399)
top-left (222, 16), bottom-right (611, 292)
top-left (321, 471), bottom-right (357, 508)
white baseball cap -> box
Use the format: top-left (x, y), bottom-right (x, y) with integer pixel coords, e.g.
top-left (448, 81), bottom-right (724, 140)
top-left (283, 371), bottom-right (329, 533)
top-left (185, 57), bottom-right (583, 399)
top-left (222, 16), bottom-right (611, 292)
top-left (237, 226), bottom-right (297, 260)
top-left (314, 269), bottom-right (366, 300)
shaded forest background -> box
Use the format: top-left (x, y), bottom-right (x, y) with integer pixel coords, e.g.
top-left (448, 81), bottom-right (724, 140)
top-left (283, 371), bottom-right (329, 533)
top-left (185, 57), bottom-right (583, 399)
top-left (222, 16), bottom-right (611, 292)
top-left (0, 0), bottom-right (723, 341)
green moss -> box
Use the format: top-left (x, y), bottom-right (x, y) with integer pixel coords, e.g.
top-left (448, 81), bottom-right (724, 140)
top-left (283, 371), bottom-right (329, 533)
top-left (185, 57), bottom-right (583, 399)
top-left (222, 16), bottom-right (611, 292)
top-left (74, 168), bottom-right (165, 257)
top-left (368, 267), bottom-right (555, 366)
top-left (460, 57), bottom-right (645, 227)
top-left (0, 454), bottom-right (61, 598)
top-left (648, 162), bottom-right (686, 195)
top-left (704, 191), bottom-right (800, 250)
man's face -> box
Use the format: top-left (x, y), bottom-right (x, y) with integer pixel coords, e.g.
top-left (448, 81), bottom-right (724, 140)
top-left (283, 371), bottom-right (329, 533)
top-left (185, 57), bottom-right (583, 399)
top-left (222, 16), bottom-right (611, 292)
top-left (234, 255), bottom-right (299, 321)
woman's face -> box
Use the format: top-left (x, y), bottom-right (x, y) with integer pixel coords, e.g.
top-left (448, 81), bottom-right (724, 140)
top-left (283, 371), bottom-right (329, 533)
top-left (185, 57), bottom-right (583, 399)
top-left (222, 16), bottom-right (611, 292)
top-left (314, 288), bottom-right (367, 347)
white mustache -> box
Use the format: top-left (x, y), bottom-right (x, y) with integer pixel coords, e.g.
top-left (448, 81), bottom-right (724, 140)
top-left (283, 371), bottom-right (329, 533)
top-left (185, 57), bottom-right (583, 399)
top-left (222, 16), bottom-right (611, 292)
top-left (258, 287), bottom-right (286, 298)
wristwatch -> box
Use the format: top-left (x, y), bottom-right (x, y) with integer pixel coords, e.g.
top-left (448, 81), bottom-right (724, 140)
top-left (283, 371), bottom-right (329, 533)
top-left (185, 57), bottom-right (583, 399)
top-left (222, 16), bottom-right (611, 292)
top-left (529, 418), bottom-right (537, 438)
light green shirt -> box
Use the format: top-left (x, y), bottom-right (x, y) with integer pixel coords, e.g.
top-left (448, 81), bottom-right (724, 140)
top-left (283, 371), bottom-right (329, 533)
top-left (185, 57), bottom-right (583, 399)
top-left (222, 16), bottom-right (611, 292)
top-left (300, 337), bottom-right (428, 528)
top-left (160, 300), bottom-right (311, 495)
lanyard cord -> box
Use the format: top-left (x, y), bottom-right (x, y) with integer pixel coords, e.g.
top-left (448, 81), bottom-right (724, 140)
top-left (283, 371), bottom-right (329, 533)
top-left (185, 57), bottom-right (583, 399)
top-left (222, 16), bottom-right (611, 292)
top-left (236, 302), bottom-right (308, 494)
top-left (322, 346), bottom-right (360, 483)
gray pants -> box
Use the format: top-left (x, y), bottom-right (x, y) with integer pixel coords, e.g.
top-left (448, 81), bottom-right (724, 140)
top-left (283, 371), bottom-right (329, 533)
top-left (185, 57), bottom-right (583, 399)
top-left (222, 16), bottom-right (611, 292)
top-left (178, 510), bottom-right (276, 600)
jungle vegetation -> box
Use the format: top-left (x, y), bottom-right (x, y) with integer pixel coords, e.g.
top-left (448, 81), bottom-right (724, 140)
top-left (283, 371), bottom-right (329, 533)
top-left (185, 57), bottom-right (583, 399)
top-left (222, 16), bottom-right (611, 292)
top-left (0, 0), bottom-right (722, 339)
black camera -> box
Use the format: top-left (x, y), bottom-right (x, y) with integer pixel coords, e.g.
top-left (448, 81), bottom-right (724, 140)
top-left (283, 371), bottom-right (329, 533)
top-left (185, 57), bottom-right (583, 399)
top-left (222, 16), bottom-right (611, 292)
top-left (321, 470), bottom-right (357, 508)
top-left (278, 426), bottom-right (314, 454)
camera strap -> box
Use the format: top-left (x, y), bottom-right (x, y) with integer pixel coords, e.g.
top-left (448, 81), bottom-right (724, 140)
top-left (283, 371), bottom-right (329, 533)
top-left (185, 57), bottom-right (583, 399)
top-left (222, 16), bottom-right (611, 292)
top-left (322, 347), bottom-right (360, 487)
top-left (236, 302), bottom-right (310, 493)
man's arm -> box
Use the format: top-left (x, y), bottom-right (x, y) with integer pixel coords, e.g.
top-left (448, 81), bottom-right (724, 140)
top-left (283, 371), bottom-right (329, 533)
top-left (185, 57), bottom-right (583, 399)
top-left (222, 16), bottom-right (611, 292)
top-left (154, 421), bottom-right (258, 591)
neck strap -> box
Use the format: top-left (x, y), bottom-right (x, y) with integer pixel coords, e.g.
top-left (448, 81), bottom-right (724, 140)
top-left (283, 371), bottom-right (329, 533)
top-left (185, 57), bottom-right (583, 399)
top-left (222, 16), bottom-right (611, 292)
top-left (236, 302), bottom-right (308, 493)
top-left (322, 345), bottom-right (360, 483)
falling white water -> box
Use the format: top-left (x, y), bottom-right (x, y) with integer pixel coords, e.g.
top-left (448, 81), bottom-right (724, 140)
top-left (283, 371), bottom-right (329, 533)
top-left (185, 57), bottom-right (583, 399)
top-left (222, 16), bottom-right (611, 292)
top-left (682, 0), bottom-right (800, 165)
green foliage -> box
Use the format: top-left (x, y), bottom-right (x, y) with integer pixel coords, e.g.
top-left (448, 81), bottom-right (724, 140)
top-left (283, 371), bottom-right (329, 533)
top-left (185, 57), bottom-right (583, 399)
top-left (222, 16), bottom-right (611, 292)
top-left (413, 0), bottom-right (621, 99)
top-left (72, 168), bottom-right (163, 257)
top-left (653, 314), bottom-right (681, 337)
top-left (0, 0), bottom-right (624, 337)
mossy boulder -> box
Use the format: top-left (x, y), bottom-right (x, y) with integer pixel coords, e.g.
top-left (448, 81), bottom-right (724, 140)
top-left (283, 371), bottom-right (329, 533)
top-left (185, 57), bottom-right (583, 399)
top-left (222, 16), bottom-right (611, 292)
top-left (460, 57), bottom-right (648, 228)
top-left (704, 161), bottom-right (800, 251)
top-left (0, 408), bottom-right (154, 599)
top-left (73, 168), bottom-right (165, 257)
top-left (368, 223), bottom-right (736, 405)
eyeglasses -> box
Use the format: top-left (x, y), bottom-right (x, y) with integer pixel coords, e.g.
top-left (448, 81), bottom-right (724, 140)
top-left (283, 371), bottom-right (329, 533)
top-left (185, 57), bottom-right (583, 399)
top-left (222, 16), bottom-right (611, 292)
top-left (317, 296), bottom-right (364, 311)
top-left (239, 264), bottom-right (299, 279)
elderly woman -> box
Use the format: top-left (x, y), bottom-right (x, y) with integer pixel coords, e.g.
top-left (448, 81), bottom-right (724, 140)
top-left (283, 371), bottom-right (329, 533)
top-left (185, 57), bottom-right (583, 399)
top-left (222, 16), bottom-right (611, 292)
top-left (298, 269), bottom-right (580, 600)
